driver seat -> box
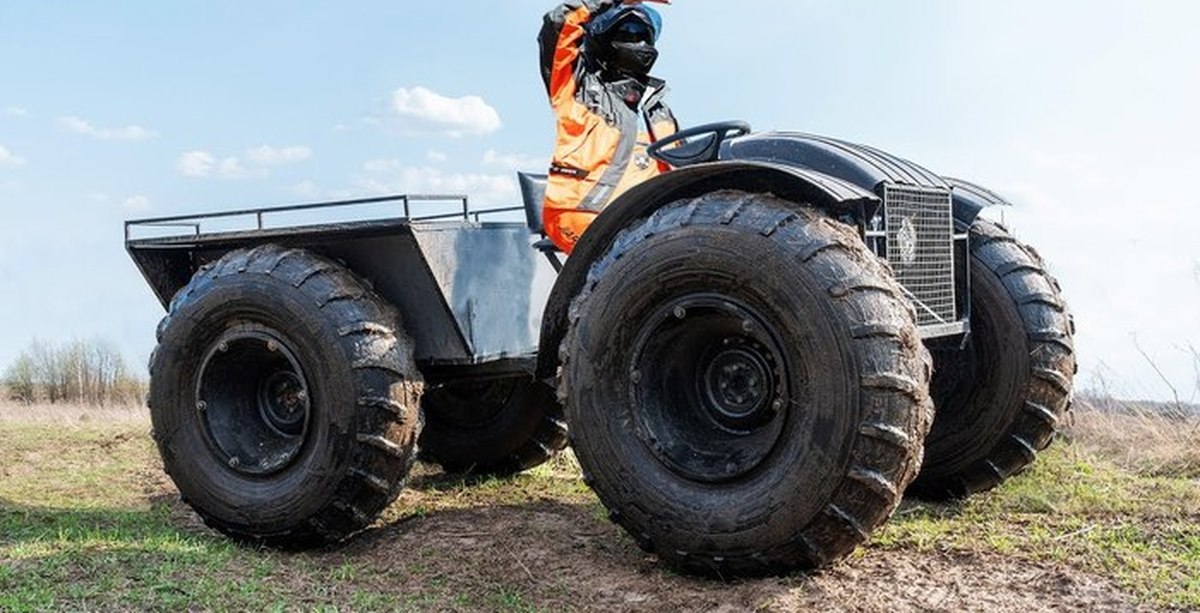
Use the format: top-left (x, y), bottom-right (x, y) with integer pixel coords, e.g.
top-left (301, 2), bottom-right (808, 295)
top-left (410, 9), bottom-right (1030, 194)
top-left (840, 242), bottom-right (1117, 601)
top-left (517, 172), bottom-right (563, 272)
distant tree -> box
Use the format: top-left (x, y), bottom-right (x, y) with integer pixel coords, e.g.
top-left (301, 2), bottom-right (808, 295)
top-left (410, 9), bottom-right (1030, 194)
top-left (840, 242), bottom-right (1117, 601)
top-left (4, 353), bottom-right (36, 403)
top-left (2, 338), bottom-right (145, 406)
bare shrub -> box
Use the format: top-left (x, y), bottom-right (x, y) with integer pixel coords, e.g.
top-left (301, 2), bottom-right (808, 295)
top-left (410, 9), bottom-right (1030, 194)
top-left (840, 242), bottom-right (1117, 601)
top-left (1067, 393), bottom-right (1200, 479)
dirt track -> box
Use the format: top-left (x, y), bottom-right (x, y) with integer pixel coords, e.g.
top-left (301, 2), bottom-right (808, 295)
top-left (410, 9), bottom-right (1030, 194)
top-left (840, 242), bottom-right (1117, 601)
top-left (295, 490), bottom-right (1145, 612)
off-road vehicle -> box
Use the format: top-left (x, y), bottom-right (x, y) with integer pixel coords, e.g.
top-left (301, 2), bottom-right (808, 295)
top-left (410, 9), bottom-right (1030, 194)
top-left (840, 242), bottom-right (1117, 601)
top-left (127, 121), bottom-right (1076, 575)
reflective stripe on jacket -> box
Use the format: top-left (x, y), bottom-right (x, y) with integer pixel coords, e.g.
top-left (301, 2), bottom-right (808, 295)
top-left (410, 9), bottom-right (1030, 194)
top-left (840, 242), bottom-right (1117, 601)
top-left (538, 0), bottom-right (678, 254)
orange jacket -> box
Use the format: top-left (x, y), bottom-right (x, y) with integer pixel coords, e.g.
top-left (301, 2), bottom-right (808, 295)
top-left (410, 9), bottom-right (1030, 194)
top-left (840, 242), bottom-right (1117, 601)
top-left (538, 1), bottom-right (678, 253)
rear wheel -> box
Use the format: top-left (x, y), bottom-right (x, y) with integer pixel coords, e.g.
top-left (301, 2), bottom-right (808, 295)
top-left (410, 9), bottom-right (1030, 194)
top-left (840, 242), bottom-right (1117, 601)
top-left (150, 245), bottom-right (423, 547)
top-left (561, 191), bottom-right (933, 576)
top-left (419, 376), bottom-right (567, 476)
top-left (910, 219), bottom-right (1075, 499)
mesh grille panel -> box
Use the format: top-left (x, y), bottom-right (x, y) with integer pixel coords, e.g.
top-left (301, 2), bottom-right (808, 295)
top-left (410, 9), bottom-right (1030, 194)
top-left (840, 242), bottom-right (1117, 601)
top-left (884, 185), bottom-right (956, 326)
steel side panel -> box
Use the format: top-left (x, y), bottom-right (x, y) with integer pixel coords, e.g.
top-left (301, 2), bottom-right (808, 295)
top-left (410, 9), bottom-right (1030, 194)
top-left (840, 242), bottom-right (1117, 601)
top-left (412, 222), bottom-right (554, 362)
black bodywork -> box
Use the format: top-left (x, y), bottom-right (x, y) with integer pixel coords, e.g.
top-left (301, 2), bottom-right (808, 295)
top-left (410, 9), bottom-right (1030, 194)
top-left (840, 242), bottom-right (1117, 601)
top-left (125, 127), bottom-right (1011, 383)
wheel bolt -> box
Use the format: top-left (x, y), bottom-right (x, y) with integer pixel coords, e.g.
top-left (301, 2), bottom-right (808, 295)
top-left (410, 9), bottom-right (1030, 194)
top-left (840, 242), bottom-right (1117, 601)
top-left (267, 340), bottom-right (279, 352)
top-left (772, 399), bottom-right (784, 412)
top-left (229, 457), bottom-right (240, 468)
top-left (630, 370), bottom-right (642, 384)
top-left (217, 342), bottom-right (229, 353)
top-left (741, 319), bottom-right (754, 332)
top-left (673, 306), bottom-right (687, 320)
top-left (196, 400), bottom-right (207, 412)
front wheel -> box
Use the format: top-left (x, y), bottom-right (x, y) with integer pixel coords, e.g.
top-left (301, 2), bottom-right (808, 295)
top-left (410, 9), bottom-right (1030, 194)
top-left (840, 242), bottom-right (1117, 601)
top-left (561, 192), bottom-right (933, 576)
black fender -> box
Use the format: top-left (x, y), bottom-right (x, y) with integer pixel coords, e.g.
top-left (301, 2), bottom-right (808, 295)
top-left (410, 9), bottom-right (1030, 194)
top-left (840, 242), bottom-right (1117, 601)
top-left (724, 132), bottom-right (950, 194)
top-left (946, 177), bottom-right (1014, 231)
top-left (534, 160), bottom-right (879, 379)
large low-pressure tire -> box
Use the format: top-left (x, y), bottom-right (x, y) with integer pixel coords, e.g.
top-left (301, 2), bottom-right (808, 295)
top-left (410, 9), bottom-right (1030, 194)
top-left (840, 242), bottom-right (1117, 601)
top-left (560, 191), bottom-right (934, 576)
top-left (149, 244), bottom-right (423, 548)
top-left (419, 376), bottom-right (568, 476)
top-left (909, 219), bottom-right (1076, 499)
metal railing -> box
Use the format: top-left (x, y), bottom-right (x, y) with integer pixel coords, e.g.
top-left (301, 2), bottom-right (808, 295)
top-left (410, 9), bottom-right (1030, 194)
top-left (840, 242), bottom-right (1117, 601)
top-left (125, 193), bottom-right (525, 242)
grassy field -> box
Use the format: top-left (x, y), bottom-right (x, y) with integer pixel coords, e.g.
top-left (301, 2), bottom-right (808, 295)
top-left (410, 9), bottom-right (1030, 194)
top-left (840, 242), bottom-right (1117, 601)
top-left (0, 402), bottom-right (1197, 611)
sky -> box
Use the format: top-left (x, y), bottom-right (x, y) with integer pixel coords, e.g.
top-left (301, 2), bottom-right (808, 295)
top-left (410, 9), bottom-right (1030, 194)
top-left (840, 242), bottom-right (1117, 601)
top-left (1, 1), bottom-right (1198, 402)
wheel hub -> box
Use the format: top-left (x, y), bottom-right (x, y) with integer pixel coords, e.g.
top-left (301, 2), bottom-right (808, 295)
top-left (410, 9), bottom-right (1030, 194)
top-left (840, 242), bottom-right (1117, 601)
top-left (258, 371), bottom-right (308, 437)
top-left (703, 344), bottom-right (775, 429)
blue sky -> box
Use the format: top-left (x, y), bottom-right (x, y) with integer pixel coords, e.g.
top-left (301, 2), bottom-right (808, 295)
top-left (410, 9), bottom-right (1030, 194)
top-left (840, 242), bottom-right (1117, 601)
top-left (1, 1), bottom-right (1198, 401)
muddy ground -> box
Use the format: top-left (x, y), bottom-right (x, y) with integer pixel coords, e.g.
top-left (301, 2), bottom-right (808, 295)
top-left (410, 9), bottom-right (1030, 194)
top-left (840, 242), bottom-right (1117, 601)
top-left (146, 463), bottom-right (1149, 612)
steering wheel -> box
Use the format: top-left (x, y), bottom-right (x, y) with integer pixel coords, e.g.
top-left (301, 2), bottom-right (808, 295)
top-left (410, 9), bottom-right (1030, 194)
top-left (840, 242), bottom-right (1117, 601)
top-left (647, 120), bottom-right (752, 168)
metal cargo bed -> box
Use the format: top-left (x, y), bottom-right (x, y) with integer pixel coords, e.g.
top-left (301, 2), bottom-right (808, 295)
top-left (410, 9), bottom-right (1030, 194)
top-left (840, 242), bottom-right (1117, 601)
top-left (125, 194), bottom-right (557, 374)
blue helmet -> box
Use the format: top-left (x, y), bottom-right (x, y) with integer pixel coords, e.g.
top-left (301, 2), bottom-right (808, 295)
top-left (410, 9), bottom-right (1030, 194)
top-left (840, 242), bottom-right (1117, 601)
top-left (588, 4), bottom-right (663, 44)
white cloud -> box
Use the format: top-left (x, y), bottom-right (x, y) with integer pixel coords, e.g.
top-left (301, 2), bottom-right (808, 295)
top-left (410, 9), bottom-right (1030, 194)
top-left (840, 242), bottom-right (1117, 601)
top-left (246, 145), bottom-right (312, 166)
top-left (290, 180), bottom-right (321, 199)
top-left (482, 149), bottom-right (545, 171)
top-left (389, 86), bottom-right (501, 137)
top-left (4, 106), bottom-right (29, 118)
top-left (178, 144), bottom-right (311, 180)
top-left (0, 145), bottom-right (26, 167)
top-left (215, 157), bottom-right (256, 179)
top-left (356, 159), bottom-right (516, 206)
top-left (122, 195), bottom-right (153, 211)
top-left (177, 150), bottom-right (216, 177)
top-left (58, 115), bottom-right (158, 141)
top-left (427, 150), bottom-right (448, 163)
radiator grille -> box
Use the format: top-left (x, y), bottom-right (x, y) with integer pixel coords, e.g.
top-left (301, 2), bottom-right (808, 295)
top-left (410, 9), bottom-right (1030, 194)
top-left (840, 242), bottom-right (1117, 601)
top-left (883, 184), bottom-right (956, 327)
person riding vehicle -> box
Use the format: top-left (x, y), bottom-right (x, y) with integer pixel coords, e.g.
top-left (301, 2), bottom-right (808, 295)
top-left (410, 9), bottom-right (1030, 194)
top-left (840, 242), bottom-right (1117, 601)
top-left (538, 0), bottom-right (678, 253)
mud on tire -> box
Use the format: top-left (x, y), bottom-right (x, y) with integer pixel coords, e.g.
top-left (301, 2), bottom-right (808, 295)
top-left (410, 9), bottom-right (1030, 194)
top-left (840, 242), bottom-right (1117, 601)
top-left (149, 244), bottom-right (423, 547)
top-left (419, 376), bottom-right (568, 476)
top-left (910, 219), bottom-right (1076, 499)
top-left (560, 191), bottom-right (934, 576)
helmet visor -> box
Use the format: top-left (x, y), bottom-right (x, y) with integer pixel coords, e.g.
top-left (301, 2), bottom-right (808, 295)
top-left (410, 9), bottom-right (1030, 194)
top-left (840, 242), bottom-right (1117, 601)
top-left (589, 5), bottom-right (662, 43)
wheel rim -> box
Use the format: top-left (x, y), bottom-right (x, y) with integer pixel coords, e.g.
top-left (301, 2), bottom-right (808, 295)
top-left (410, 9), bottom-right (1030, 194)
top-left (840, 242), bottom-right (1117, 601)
top-left (630, 294), bottom-right (789, 483)
top-left (196, 328), bottom-right (312, 476)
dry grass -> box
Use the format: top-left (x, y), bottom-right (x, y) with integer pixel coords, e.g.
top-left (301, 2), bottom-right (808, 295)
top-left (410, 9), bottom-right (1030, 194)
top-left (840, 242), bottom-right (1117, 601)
top-left (1065, 401), bottom-right (1200, 479)
top-left (0, 400), bottom-right (147, 425)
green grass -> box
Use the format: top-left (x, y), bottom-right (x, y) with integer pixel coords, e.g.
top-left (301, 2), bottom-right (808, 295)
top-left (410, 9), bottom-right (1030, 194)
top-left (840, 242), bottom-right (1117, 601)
top-left (874, 444), bottom-right (1200, 609)
top-left (0, 422), bottom-right (582, 612)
